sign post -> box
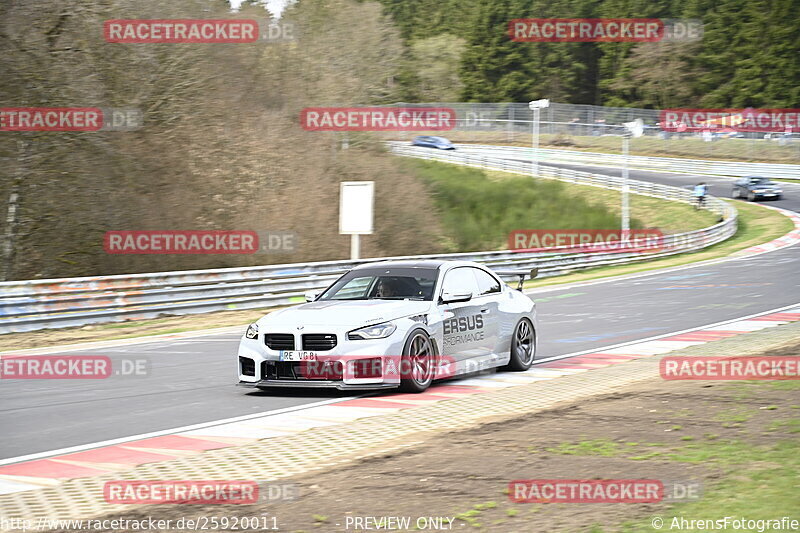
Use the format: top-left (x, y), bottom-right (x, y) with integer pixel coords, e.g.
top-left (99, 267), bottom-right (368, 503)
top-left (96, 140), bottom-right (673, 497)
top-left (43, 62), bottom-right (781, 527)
top-left (339, 181), bottom-right (374, 260)
top-left (621, 119), bottom-right (644, 232)
top-left (529, 99), bottom-right (550, 177)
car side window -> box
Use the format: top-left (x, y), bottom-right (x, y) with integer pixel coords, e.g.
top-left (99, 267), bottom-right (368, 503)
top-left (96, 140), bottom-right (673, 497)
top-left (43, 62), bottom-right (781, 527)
top-left (441, 267), bottom-right (480, 298)
top-left (471, 268), bottom-right (501, 296)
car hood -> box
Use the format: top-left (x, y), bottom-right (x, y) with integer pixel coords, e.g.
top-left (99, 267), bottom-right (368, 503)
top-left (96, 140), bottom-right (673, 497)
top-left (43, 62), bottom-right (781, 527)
top-left (258, 299), bottom-right (432, 328)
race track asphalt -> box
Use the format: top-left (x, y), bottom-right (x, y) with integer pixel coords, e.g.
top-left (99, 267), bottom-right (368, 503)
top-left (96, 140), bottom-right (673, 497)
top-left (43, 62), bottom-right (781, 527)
top-left (1, 148), bottom-right (798, 461)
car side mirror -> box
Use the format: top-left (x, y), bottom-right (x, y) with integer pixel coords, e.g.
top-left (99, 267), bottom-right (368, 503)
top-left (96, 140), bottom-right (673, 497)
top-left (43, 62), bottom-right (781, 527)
top-left (304, 290), bottom-right (320, 302)
top-left (441, 291), bottom-right (472, 304)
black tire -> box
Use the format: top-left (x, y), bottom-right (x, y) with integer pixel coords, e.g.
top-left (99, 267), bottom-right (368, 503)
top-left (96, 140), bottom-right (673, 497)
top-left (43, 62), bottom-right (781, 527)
top-left (502, 318), bottom-right (536, 371)
top-left (398, 329), bottom-right (435, 393)
top-left (731, 188), bottom-right (740, 199)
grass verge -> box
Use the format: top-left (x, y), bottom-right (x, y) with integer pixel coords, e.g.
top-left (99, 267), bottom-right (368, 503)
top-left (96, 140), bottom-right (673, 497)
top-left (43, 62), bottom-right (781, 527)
top-left (405, 159), bottom-right (651, 252)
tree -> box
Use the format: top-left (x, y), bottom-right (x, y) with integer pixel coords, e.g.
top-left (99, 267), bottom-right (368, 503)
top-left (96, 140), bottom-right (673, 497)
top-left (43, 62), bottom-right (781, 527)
top-left (605, 41), bottom-right (702, 108)
top-left (406, 34), bottom-right (466, 101)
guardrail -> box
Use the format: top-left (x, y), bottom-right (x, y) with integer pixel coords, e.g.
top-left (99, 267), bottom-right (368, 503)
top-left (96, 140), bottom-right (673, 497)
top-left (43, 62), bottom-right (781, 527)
top-left (0, 150), bottom-right (737, 335)
top-left (435, 142), bottom-right (800, 180)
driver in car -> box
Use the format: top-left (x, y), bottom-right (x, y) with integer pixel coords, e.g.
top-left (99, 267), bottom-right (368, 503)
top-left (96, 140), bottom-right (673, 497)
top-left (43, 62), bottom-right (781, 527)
top-left (375, 278), bottom-right (400, 298)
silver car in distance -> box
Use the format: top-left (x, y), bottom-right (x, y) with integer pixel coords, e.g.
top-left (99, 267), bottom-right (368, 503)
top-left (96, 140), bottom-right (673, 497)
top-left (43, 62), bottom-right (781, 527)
top-left (237, 260), bottom-right (538, 393)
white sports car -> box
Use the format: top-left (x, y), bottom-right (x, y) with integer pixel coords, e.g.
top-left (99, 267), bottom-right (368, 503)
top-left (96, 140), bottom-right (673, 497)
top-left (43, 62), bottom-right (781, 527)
top-left (237, 260), bottom-right (537, 393)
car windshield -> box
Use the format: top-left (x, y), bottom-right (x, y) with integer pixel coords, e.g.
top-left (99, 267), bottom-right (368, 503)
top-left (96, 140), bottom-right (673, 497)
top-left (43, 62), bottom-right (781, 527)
top-left (430, 137), bottom-right (449, 143)
top-left (319, 267), bottom-right (438, 301)
top-left (750, 178), bottom-right (775, 186)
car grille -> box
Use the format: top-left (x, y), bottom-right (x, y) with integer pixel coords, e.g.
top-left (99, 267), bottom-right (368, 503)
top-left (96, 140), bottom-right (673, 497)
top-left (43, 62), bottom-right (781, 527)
top-left (261, 360), bottom-right (343, 381)
top-left (302, 333), bottom-right (337, 351)
top-left (239, 357), bottom-right (255, 377)
top-left (264, 334), bottom-right (295, 350)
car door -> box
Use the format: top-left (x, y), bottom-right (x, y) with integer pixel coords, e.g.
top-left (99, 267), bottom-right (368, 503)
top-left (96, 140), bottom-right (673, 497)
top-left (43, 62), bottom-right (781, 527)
top-left (438, 266), bottom-right (488, 364)
top-left (468, 267), bottom-right (503, 359)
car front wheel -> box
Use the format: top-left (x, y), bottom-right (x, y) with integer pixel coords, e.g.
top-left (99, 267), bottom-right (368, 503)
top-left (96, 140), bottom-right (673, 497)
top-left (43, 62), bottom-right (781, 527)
top-left (399, 329), bottom-right (435, 393)
top-left (503, 318), bottom-right (536, 371)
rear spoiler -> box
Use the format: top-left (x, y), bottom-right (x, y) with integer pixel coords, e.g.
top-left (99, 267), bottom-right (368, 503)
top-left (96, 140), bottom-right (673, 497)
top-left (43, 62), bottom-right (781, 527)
top-left (494, 268), bottom-right (539, 291)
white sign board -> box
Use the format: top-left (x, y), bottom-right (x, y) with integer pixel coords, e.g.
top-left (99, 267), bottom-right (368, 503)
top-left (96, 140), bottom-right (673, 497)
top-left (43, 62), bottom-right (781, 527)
top-left (624, 118), bottom-right (644, 138)
top-left (339, 181), bottom-right (374, 235)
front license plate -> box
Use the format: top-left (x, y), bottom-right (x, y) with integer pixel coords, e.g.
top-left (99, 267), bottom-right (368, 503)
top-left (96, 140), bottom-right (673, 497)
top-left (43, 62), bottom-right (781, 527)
top-left (279, 350), bottom-right (318, 361)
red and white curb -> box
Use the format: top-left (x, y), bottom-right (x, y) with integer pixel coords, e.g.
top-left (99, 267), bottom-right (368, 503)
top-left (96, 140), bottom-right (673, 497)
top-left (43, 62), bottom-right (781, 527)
top-left (2, 304), bottom-right (799, 496)
top-left (732, 204), bottom-right (800, 257)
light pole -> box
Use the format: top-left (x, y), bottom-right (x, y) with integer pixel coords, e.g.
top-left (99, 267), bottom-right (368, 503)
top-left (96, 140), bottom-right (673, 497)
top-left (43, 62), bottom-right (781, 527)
top-left (621, 133), bottom-right (630, 232)
top-left (621, 119), bottom-right (644, 233)
top-left (529, 99), bottom-right (550, 177)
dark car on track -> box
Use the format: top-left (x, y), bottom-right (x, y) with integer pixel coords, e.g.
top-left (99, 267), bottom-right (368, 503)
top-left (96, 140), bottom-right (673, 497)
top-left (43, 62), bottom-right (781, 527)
top-left (412, 135), bottom-right (455, 150)
top-left (731, 176), bottom-right (783, 201)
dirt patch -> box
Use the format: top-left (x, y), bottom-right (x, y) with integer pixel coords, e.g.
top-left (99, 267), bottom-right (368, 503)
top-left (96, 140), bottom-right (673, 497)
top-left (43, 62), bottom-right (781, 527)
top-left (49, 344), bottom-right (800, 533)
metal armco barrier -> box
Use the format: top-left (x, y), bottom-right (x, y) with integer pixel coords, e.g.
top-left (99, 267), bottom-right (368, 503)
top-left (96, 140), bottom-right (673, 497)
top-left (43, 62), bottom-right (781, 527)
top-left (0, 149), bottom-right (737, 334)
top-left (438, 142), bottom-right (800, 180)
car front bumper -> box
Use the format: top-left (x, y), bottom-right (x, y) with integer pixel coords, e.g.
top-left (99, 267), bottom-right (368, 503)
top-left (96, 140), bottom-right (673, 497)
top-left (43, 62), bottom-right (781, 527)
top-left (237, 330), bottom-right (411, 390)
top-left (238, 379), bottom-right (399, 391)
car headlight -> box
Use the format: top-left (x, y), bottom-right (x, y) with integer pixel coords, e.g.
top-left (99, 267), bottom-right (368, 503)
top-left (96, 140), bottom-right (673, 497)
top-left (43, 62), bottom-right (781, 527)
top-left (348, 322), bottom-right (396, 340)
top-left (245, 323), bottom-right (259, 339)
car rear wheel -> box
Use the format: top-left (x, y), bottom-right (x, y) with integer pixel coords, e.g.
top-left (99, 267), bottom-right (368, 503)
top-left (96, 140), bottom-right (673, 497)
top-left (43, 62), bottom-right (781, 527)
top-left (503, 318), bottom-right (536, 371)
top-left (399, 329), bottom-right (435, 393)
top-left (731, 188), bottom-right (740, 199)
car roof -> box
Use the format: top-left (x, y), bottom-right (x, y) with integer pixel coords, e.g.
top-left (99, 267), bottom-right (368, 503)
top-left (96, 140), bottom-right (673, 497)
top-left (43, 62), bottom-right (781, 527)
top-left (352, 260), bottom-right (448, 270)
top-left (352, 259), bottom-right (481, 271)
